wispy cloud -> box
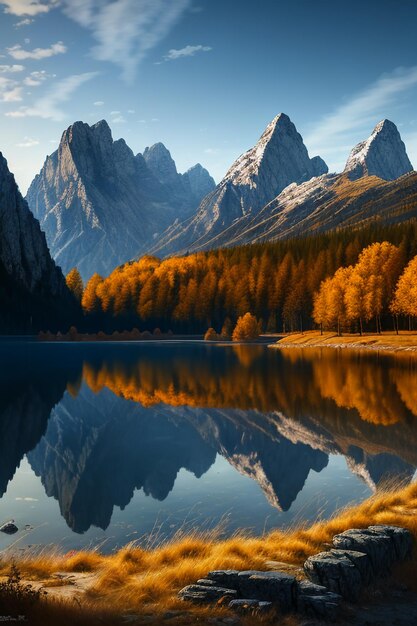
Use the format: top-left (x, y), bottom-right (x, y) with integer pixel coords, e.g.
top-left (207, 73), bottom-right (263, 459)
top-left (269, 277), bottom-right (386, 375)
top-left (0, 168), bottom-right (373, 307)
top-left (61, 0), bottom-right (191, 81)
top-left (15, 17), bottom-right (33, 25)
top-left (93, 100), bottom-right (104, 106)
top-left (306, 66), bottom-right (417, 168)
top-left (23, 69), bottom-right (54, 86)
top-left (5, 71), bottom-right (98, 120)
top-left (0, 75), bottom-right (22, 101)
top-left (0, 63), bottom-right (24, 72)
top-left (16, 135), bottom-right (39, 147)
top-left (7, 41), bottom-right (66, 60)
top-left (1, 0), bottom-right (58, 16)
top-left (163, 44), bottom-right (211, 61)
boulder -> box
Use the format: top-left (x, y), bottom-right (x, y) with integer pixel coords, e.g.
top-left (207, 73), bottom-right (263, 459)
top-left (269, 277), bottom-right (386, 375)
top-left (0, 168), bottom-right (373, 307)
top-left (304, 550), bottom-right (363, 600)
top-left (368, 525), bottom-right (413, 561)
top-left (333, 527), bottom-right (400, 571)
top-left (297, 580), bottom-right (342, 620)
top-left (228, 599), bottom-right (272, 614)
top-left (0, 521), bottom-right (18, 534)
top-left (236, 570), bottom-right (297, 610)
top-left (178, 584), bottom-right (237, 603)
top-left (206, 570), bottom-right (240, 588)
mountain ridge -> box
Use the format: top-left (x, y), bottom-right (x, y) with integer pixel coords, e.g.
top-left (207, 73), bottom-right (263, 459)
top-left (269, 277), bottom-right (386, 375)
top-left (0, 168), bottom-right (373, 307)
top-left (26, 120), bottom-right (215, 280)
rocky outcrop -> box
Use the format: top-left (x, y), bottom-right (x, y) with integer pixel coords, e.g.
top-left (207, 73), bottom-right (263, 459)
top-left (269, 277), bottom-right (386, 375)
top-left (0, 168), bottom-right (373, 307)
top-left (150, 113), bottom-right (328, 256)
top-left (26, 121), bottom-right (214, 280)
top-left (344, 119), bottom-right (413, 181)
top-left (304, 525), bottom-right (413, 601)
top-left (179, 525), bottom-right (412, 619)
top-left (0, 152), bottom-right (73, 332)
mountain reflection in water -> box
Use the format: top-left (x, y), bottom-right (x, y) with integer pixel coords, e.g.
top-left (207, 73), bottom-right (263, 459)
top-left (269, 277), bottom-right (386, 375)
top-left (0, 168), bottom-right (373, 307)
top-left (1, 341), bottom-right (416, 541)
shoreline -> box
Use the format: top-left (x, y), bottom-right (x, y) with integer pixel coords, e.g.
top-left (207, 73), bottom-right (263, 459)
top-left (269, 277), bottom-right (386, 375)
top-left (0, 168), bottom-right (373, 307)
top-left (1, 482), bottom-right (417, 625)
top-left (270, 331), bottom-right (417, 354)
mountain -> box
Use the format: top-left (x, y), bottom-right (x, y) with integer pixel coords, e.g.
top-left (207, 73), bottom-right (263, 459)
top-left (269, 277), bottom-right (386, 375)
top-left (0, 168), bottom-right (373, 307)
top-left (344, 119), bottom-right (413, 181)
top-left (152, 118), bottom-right (415, 256)
top-left (0, 152), bottom-right (73, 332)
top-left (151, 113), bottom-right (328, 256)
top-left (26, 121), bottom-right (215, 280)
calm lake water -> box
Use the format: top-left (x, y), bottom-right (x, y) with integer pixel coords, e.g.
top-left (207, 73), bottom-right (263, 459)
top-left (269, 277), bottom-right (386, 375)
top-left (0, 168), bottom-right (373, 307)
top-left (1, 340), bottom-right (416, 554)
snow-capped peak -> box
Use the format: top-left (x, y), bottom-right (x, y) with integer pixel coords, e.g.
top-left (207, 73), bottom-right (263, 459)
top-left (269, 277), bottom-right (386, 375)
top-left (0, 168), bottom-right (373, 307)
top-left (344, 119), bottom-right (413, 181)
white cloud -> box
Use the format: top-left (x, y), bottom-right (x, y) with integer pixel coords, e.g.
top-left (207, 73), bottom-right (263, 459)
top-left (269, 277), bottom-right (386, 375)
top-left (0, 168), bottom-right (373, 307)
top-left (93, 100), bottom-right (104, 106)
top-left (112, 114), bottom-right (126, 124)
top-left (0, 64), bottom-right (24, 72)
top-left (1, 0), bottom-right (58, 16)
top-left (110, 110), bottom-right (121, 115)
top-left (128, 109), bottom-right (135, 114)
top-left (1, 85), bottom-right (23, 101)
top-left (15, 17), bottom-right (33, 25)
top-left (0, 75), bottom-right (23, 101)
top-left (163, 44), bottom-right (211, 61)
top-left (7, 41), bottom-right (66, 60)
top-left (61, 0), bottom-right (191, 81)
top-left (306, 66), bottom-right (417, 168)
top-left (16, 136), bottom-right (39, 147)
top-left (5, 71), bottom-right (98, 120)
top-left (23, 69), bottom-right (53, 85)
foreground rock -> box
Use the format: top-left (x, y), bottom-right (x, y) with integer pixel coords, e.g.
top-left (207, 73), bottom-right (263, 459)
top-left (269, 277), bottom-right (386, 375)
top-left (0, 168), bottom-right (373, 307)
top-left (0, 521), bottom-right (18, 534)
top-left (179, 525), bottom-right (413, 620)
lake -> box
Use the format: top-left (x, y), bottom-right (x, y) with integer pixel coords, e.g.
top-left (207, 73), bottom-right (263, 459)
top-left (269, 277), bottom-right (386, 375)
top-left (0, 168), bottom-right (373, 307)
top-left (0, 340), bottom-right (416, 554)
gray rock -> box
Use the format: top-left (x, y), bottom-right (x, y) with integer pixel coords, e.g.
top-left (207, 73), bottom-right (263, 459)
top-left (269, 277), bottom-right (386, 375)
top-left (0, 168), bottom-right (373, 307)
top-left (0, 521), bottom-right (18, 534)
top-left (196, 578), bottom-right (217, 586)
top-left (368, 525), bottom-right (413, 561)
top-left (298, 577), bottom-right (342, 620)
top-left (228, 599), bottom-right (273, 614)
top-left (178, 584), bottom-right (237, 603)
top-left (333, 528), bottom-right (397, 572)
top-left (330, 549), bottom-right (373, 585)
top-left (344, 119), bottom-right (413, 181)
top-left (236, 570), bottom-right (297, 609)
top-left (304, 550), bottom-right (363, 600)
top-left (298, 592), bottom-right (341, 620)
top-left (207, 570), bottom-right (240, 587)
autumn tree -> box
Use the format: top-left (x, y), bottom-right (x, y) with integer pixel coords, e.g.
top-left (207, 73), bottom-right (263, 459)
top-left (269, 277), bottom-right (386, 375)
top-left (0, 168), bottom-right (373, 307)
top-left (66, 267), bottom-right (83, 302)
top-left (82, 273), bottom-right (103, 314)
top-left (232, 313), bottom-right (260, 342)
top-left (390, 255), bottom-right (417, 331)
top-left (204, 327), bottom-right (218, 341)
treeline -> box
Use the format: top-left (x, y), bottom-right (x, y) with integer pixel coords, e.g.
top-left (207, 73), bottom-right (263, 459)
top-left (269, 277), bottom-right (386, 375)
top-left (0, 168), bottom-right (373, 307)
top-left (314, 242), bottom-right (417, 334)
top-left (70, 220), bottom-right (417, 334)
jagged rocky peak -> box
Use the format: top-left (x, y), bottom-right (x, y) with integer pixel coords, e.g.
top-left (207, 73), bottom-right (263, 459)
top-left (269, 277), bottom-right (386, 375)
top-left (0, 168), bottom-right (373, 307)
top-left (344, 119), bottom-right (414, 181)
top-left (143, 142), bottom-right (179, 185)
top-left (224, 112), bottom-right (328, 190)
top-left (183, 163), bottom-right (216, 199)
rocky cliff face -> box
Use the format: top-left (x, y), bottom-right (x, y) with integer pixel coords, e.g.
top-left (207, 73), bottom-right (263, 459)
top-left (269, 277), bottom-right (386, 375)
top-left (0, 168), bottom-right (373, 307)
top-left (344, 119), bottom-right (413, 181)
top-left (0, 152), bottom-right (72, 332)
top-left (182, 163), bottom-right (216, 201)
top-left (26, 121), bottom-right (214, 280)
top-left (143, 142), bottom-right (215, 210)
top-left (150, 113), bottom-right (328, 256)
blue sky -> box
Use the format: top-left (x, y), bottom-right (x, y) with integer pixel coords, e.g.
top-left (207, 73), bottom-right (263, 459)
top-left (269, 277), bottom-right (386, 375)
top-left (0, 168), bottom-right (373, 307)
top-left (0, 0), bottom-right (417, 193)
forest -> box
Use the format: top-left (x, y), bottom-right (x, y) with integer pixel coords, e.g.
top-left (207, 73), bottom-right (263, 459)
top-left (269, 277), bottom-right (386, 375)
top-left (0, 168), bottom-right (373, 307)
top-left (66, 219), bottom-right (417, 335)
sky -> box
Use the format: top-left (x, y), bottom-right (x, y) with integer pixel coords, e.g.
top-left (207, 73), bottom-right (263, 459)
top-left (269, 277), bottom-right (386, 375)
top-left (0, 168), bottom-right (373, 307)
top-left (1, 0), bottom-right (417, 193)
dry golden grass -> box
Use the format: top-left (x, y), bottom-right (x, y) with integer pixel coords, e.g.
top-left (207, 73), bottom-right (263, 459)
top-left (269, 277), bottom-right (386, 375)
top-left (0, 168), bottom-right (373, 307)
top-left (274, 330), bottom-right (417, 351)
top-left (1, 483), bottom-right (417, 624)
